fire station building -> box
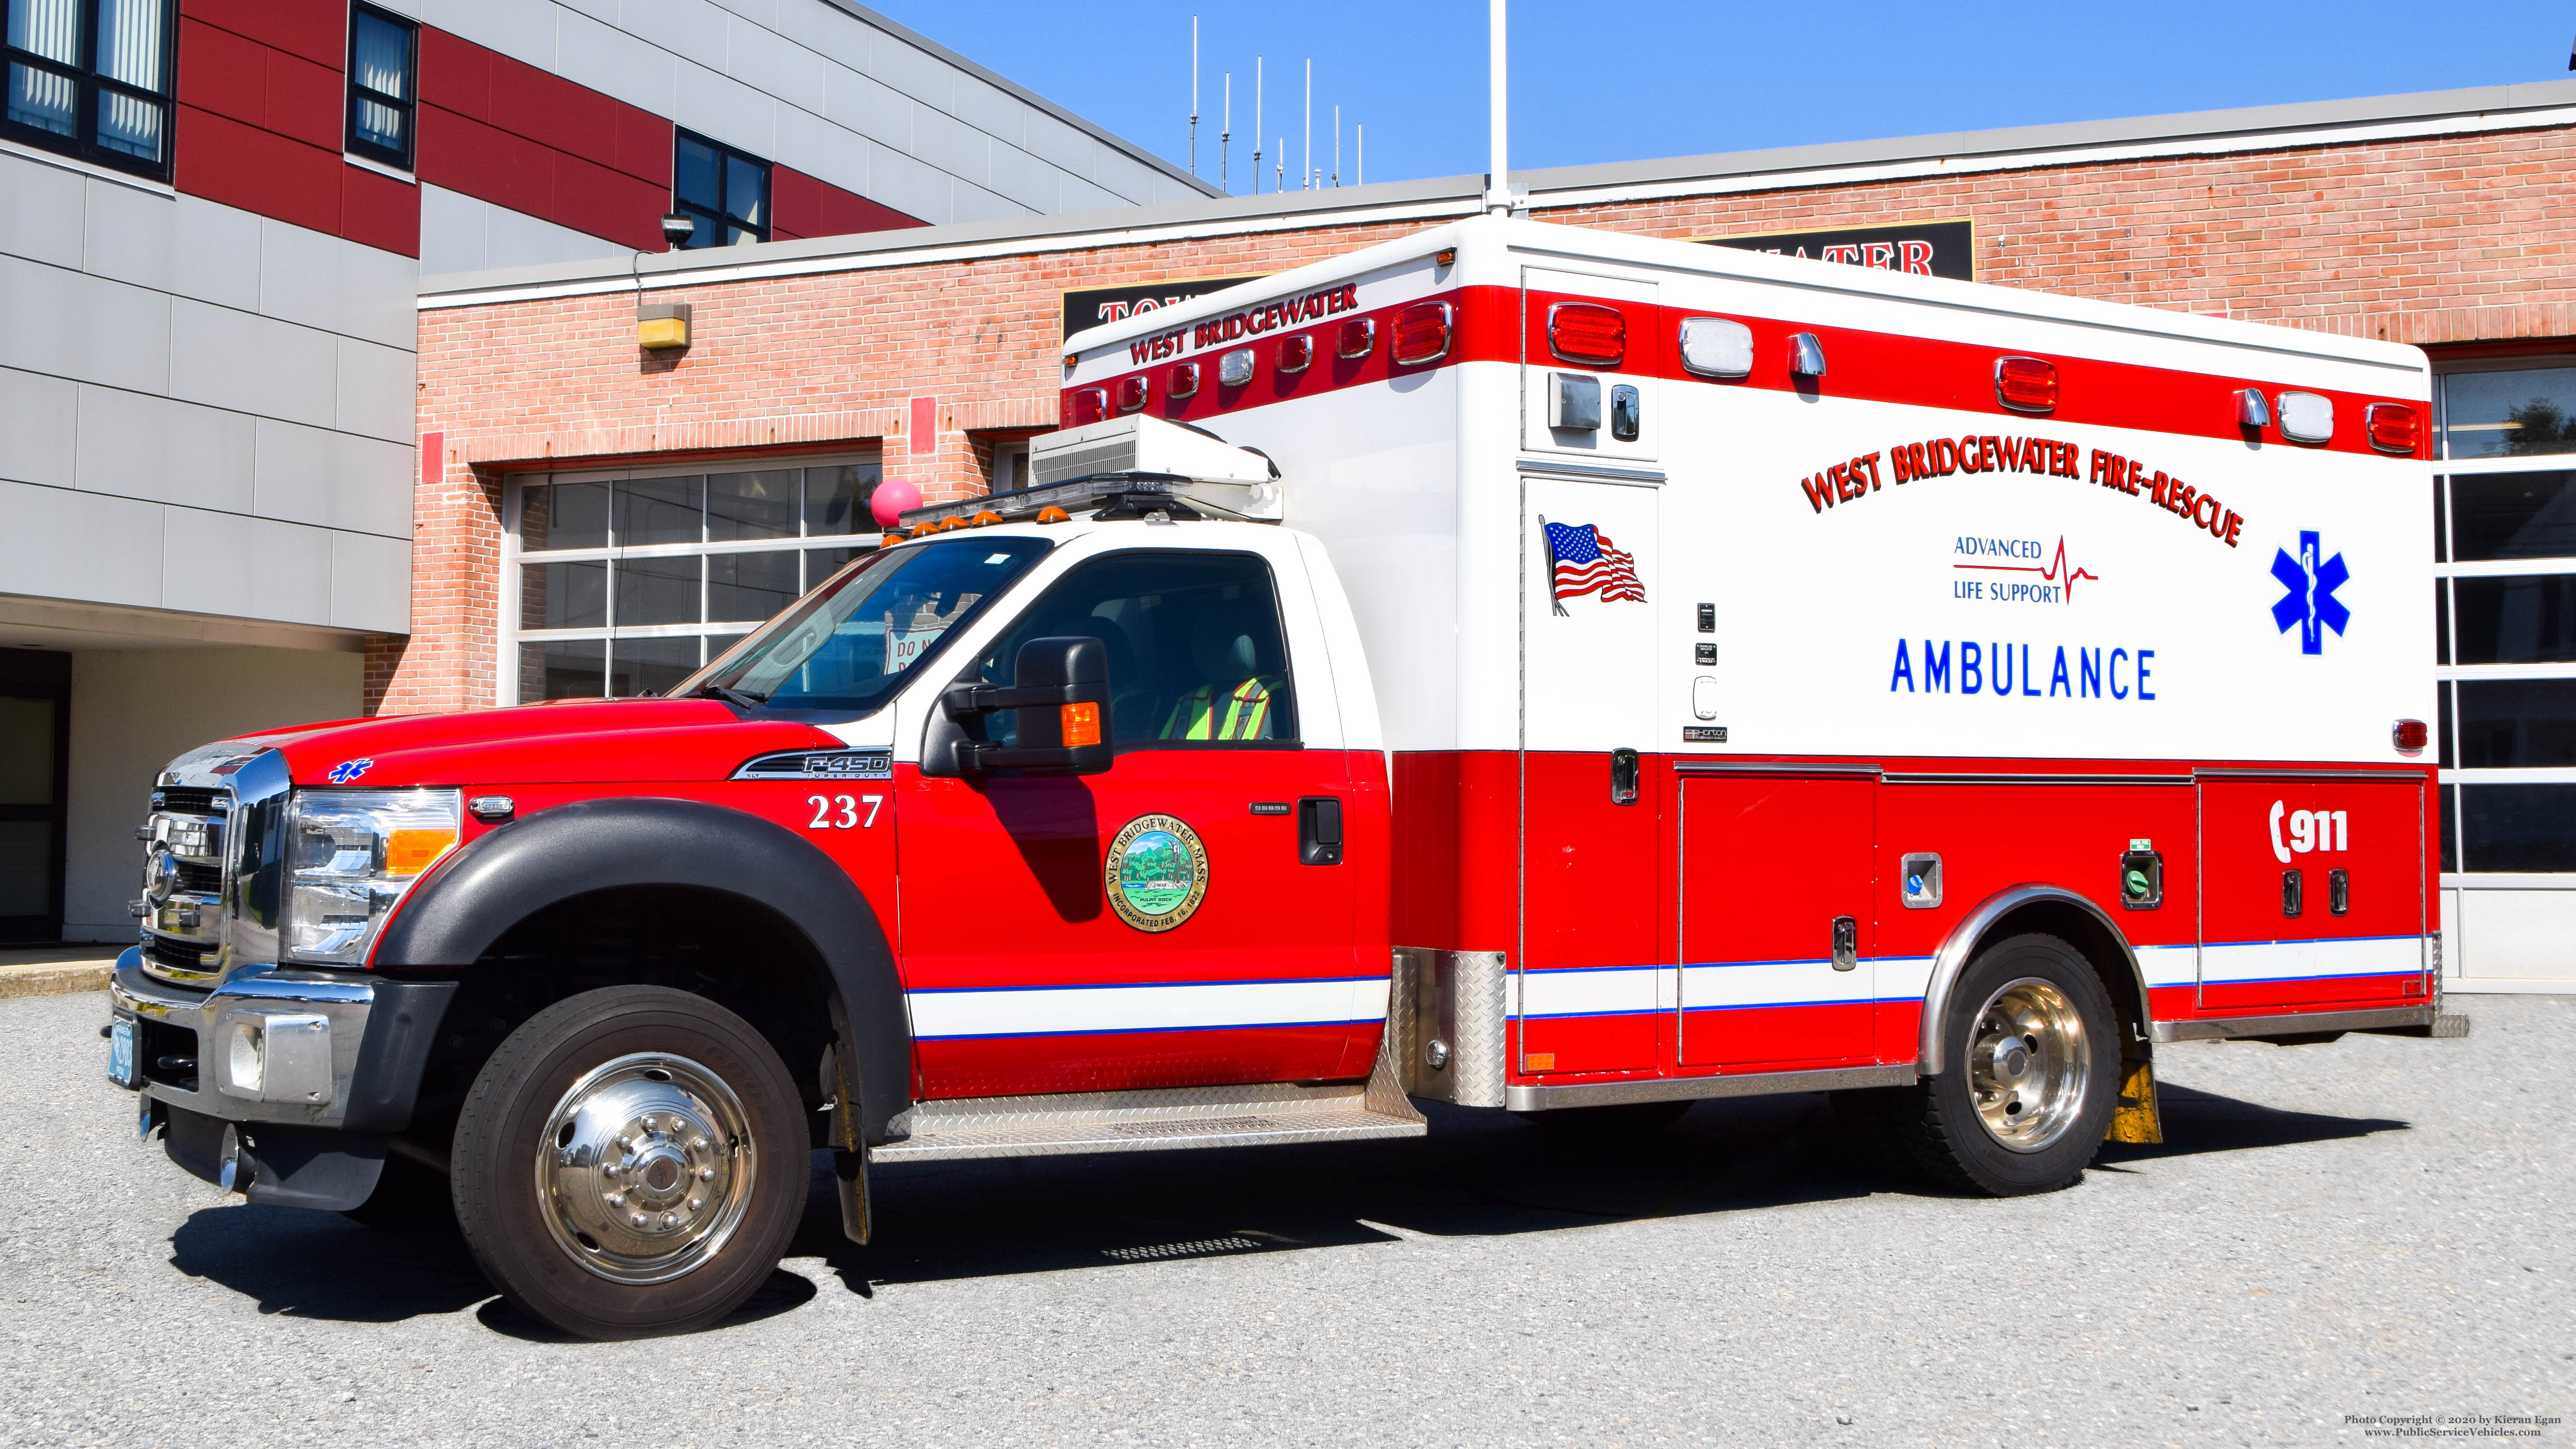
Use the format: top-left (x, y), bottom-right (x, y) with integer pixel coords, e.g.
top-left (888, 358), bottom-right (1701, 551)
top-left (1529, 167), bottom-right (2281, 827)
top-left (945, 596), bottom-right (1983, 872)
top-left (0, 0), bottom-right (1208, 945)
top-left (399, 78), bottom-right (2576, 992)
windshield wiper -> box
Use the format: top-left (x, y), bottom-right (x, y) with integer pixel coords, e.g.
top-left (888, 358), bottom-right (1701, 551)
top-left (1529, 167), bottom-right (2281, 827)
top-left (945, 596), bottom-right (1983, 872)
top-left (685, 683), bottom-right (770, 710)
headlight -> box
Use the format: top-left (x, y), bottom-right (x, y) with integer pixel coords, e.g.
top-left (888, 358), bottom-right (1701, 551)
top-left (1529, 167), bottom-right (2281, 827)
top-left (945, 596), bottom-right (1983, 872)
top-left (283, 788), bottom-right (461, 964)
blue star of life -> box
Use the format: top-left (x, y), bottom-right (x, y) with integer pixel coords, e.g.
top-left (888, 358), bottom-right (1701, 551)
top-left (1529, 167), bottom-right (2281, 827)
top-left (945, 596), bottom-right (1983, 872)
top-left (2270, 530), bottom-right (2350, 655)
top-left (328, 757), bottom-right (374, 784)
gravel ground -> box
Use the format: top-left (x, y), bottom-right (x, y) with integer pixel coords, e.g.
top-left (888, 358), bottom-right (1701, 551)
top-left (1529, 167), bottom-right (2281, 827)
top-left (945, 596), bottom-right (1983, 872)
top-left (4, 988), bottom-right (2570, 1448)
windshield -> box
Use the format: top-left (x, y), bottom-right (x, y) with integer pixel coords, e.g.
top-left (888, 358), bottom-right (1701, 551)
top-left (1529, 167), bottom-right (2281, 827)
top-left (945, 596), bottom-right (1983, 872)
top-left (679, 536), bottom-right (1051, 711)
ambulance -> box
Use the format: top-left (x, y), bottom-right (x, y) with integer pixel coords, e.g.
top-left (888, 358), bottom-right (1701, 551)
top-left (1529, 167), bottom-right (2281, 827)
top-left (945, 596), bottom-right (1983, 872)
top-left (105, 215), bottom-right (2448, 1339)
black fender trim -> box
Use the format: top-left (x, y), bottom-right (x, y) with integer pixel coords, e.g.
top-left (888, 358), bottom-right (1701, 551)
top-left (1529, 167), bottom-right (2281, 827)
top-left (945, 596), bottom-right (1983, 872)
top-left (374, 796), bottom-right (912, 1145)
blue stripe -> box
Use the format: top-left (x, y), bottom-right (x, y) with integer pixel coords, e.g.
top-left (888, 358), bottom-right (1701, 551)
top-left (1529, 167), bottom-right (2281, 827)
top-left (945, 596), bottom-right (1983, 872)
top-left (915, 1017), bottom-right (1363, 1043)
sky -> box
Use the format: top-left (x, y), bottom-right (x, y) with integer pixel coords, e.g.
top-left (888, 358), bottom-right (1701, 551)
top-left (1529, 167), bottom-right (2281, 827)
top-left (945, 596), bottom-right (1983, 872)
top-left (863, 1), bottom-right (2576, 193)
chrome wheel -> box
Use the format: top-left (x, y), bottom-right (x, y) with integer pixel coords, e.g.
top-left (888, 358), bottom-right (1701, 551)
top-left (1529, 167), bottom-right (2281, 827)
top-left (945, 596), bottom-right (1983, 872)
top-left (1967, 976), bottom-right (2093, 1153)
top-left (534, 1052), bottom-right (756, 1285)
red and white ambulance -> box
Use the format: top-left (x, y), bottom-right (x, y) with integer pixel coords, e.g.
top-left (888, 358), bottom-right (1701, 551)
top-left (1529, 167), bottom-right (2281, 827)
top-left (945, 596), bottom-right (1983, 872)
top-left (106, 215), bottom-right (2448, 1339)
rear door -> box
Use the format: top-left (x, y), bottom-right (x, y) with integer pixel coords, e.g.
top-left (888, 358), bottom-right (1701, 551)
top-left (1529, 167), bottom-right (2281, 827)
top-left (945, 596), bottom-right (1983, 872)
top-left (1676, 769), bottom-right (1878, 1070)
top-left (2197, 773), bottom-right (2428, 1014)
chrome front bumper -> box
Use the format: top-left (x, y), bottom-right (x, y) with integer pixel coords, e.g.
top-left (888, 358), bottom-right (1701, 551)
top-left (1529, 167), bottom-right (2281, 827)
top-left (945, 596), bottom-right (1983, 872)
top-left (108, 948), bottom-right (377, 1130)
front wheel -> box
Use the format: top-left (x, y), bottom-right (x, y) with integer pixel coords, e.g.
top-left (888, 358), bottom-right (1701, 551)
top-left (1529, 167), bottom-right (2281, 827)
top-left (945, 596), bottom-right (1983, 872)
top-left (450, 986), bottom-right (807, 1340)
top-left (1892, 933), bottom-right (2118, 1196)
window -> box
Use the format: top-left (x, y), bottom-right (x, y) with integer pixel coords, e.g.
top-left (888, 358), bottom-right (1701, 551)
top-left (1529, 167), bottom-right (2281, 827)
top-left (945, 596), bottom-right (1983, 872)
top-left (2433, 359), bottom-right (2576, 877)
top-left (344, 2), bottom-right (414, 170)
top-left (673, 129), bottom-right (768, 248)
top-left (508, 459), bottom-right (882, 703)
top-left (970, 551), bottom-right (1298, 748)
top-left (3, 0), bottom-right (174, 181)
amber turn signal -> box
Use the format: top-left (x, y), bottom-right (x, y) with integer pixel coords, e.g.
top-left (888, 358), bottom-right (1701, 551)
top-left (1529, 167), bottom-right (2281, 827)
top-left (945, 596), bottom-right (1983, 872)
top-left (1060, 701), bottom-right (1101, 748)
top-left (385, 826), bottom-right (459, 876)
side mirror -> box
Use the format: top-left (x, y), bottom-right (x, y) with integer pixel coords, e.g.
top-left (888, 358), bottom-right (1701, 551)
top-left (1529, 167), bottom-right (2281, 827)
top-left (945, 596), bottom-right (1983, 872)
top-left (937, 636), bottom-right (1114, 775)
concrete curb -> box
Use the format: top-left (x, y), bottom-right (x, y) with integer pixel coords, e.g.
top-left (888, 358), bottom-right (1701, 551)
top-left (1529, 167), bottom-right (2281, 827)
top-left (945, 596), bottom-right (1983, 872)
top-left (0, 960), bottom-right (117, 1000)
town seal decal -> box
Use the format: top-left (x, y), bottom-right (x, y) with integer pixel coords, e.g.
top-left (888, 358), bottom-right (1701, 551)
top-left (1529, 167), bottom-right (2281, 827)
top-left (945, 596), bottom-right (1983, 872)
top-left (1105, 814), bottom-right (1209, 933)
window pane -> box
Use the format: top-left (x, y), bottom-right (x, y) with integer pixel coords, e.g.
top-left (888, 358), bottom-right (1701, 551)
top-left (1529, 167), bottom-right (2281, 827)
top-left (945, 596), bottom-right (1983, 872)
top-left (0, 820), bottom-right (51, 917)
top-left (706, 633), bottom-right (749, 670)
top-left (676, 203), bottom-right (718, 250)
top-left (675, 135), bottom-right (720, 213)
top-left (6, 61), bottom-right (73, 135)
top-left (7, 0), bottom-right (79, 63)
top-left (524, 481), bottom-right (609, 551)
top-left (705, 538), bottom-right (1050, 711)
top-left (524, 559), bottom-right (606, 629)
top-left (350, 10), bottom-right (408, 101)
top-left (615, 475), bottom-right (701, 546)
top-left (725, 153), bottom-right (766, 228)
top-left (610, 636), bottom-right (702, 698)
top-left (94, 0), bottom-right (163, 89)
top-left (707, 469), bottom-right (796, 541)
top-left (2455, 678), bottom-right (2576, 768)
top-left (968, 550), bottom-right (1297, 746)
top-left (708, 549), bottom-right (799, 625)
top-left (0, 695), bottom-right (56, 804)
top-left (613, 555), bottom-right (700, 626)
top-left (520, 639), bottom-right (604, 701)
top-left (805, 546), bottom-right (861, 589)
top-left (2438, 680), bottom-right (2454, 769)
top-left (351, 92), bottom-right (402, 153)
top-left (2435, 578), bottom-right (2451, 665)
top-left (93, 89), bottom-right (159, 160)
top-left (2439, 784), bottom-right (2457, 872)
top-left (2433, 475), bottom-right (2449, 562)
top-left (2448, 471), bottom-right (2576, 561)
top-left (2443, 367), bottom-right (2576, 460)
top-left (2452, 574), bottom-right (2576, 664)
top-left (804, 463), bottom-right (879, 535)
top-left (2459, 783), bottom-right (2576, 872)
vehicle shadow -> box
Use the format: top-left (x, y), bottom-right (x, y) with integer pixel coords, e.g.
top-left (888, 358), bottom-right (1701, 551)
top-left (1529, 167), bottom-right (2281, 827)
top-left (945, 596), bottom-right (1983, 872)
top-left (160, 1082), bottom-right (2405, 1324)
top-left (808, 1084), bottom-right (2411, 1293)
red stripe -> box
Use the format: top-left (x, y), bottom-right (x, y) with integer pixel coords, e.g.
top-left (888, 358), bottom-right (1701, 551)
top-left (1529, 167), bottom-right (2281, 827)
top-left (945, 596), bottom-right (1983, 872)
top-left (1073, 283), bottom-right (2424, 460)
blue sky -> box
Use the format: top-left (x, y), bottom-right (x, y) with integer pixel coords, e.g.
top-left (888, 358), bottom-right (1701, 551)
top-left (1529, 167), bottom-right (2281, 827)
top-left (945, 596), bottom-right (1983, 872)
top-left (865, 1), bottom-right (2575, 192)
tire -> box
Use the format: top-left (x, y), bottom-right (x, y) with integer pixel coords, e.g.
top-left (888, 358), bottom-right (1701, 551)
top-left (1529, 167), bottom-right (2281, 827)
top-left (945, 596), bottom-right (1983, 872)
top-left (1511, 1099), bottom-right (1694, 1136)
top-left (450, 986), bottom-right (806, 1340)
top-left (1891, 933), bottom-right (2118, 1196)
top-left (341, 1151), bottom-right (454, 1232)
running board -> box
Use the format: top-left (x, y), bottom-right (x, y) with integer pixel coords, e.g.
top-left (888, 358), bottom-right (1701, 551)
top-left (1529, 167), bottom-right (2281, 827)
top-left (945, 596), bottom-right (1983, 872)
top-left (873, 1047), bottom-right (1427, 1164)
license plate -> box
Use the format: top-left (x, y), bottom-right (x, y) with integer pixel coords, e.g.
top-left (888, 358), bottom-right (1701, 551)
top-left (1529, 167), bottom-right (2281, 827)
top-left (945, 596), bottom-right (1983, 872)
top-left (107, 1018), bottom-right (138, 1089)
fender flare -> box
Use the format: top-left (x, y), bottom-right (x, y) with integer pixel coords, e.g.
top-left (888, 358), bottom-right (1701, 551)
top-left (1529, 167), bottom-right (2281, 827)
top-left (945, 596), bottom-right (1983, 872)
top-left (1918, 884), bottom-right (2150, 1077)
top-left (374, 796), bottom-right (911, 1144)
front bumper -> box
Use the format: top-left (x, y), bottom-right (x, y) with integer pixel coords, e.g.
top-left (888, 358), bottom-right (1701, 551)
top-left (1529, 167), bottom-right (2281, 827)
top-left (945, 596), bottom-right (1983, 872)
top-left (107, 949), bottom-right (457, 1210)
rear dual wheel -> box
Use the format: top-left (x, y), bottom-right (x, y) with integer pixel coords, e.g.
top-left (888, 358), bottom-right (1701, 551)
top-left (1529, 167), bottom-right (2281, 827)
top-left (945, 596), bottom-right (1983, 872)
top-left (450, 986), bottom-right (806, 1340)
top-left (1889, 933), bottom-right (2118, 1196)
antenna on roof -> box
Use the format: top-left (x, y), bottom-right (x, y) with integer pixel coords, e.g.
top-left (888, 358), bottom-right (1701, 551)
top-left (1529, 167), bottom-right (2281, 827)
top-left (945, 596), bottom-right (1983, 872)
top-left (1302, 60), bottom-right (1312, 190)
top-left (1221, 72), bottom-right (1231, 193)
top-left (1356, 123), bottom-right (1363, 187)
top-left (1485, 0), bottom-right (1511, 215)
top-left (1333, 105), bottom-right (1340, 187)
top-left (1188, 16), bottom-right (1198, 176)
top-left (1252, 58), bottom-right (1263, 196)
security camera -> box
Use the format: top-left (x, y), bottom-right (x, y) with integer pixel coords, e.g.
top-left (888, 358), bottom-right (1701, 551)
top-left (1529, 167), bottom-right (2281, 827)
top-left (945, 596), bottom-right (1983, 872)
top-left (661, 212), bottom-right (695, 248)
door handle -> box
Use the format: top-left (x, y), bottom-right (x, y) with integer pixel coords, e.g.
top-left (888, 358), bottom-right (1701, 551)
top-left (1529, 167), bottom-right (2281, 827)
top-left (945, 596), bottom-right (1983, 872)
top-left (1298, 796), bottom-right (1343, 865)
top-left (1830, 916), bottom-right (1858, 971)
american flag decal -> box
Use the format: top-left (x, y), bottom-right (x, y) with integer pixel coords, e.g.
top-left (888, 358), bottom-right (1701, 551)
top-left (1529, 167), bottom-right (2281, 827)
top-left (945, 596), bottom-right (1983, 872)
top-left (1539, 517), bottom-right (1646, 615)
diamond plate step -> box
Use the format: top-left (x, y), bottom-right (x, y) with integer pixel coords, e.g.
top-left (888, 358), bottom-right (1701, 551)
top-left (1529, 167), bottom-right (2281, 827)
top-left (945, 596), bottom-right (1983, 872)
top-left (875, 1051), bottom-right (1427, 1164)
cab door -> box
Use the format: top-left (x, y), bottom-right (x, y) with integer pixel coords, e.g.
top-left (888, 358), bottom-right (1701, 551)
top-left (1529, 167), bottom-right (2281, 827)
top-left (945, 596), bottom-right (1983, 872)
top-left (897, 546), bottom-right (1370, 1099)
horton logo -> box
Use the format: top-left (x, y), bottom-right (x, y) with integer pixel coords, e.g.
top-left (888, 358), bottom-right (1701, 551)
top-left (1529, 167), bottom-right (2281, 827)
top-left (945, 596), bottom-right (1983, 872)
top-left (2269, 530), bottom-right (2351, 655)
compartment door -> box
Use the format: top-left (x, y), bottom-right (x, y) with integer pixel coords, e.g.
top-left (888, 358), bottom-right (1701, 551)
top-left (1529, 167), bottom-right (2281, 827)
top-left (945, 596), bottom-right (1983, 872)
top-left (2197, 775), bottom-right (2428, 1014)
top-left (1676, 771), bottom-right (1878, 1070)
top-left (1517, 473), bottom-right (1662, 1076)
top-left (1521, 267), bottom-right (1659, 463)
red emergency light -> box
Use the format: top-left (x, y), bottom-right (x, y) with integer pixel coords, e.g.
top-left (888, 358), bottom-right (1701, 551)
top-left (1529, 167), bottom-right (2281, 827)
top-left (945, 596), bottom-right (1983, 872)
top-left (1548, 302), bottom-right (1625, 367)
top-left (2366, 402), bottom-right (2422, 455)
top-left (1392, 302), bottom-right (1453, 365)
top-left (2392, 719), bottom-right (2429, 754)
top-left (1338, 316), bottom-right (1375, 359)
top-left (1279, 333), bottom-right (1314, 373)
top-left (1070, 387), bottom-right (1107, 426)
top-left (1995, 355), bottom-right (2059, 413)
top-left (1115, 375), bottom-right (1149, 413)
top-left (1169, 361), bottom-right (1200, 399)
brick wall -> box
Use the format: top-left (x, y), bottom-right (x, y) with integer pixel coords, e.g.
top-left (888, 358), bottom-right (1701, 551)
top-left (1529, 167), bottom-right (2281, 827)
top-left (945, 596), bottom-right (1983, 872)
top-left (386, 122), bottom-right (2576, 715)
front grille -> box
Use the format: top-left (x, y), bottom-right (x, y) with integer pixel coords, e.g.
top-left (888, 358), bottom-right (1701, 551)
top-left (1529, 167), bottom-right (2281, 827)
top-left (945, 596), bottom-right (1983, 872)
top-left (153, 788), bottom-right (228, 817)
top-left (174, 861), bottom-right (222, 895)
top-left (143, 935), bottom-right (218, 976)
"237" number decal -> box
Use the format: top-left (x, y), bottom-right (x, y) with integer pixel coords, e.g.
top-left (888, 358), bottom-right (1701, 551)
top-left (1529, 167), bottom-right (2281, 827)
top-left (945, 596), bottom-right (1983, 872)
top-left (807, 794), bottom-right (884, 829)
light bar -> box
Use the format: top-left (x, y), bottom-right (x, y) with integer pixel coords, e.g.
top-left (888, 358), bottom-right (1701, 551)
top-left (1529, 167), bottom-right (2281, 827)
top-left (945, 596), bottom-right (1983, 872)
top-left (895, 471), bottom-right (1281, 531)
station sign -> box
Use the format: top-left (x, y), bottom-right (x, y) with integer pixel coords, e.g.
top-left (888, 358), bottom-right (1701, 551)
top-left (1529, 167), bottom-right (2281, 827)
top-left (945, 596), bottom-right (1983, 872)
top-left (1701, 219), bottom-right (1975, 282)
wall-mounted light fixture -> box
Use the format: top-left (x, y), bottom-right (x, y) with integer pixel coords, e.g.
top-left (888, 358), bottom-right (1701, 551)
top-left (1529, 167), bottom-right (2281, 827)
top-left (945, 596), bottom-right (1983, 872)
top-left (638, 301), bottom-right (692, 351)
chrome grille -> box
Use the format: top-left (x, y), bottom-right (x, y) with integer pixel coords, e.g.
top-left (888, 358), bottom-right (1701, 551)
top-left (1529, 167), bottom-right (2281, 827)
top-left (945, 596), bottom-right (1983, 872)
top-left (151, 788), bottom-right (227, 817)
top-left (139, 789), bottom-right (231, 986)
top-left (142, 935), bottom-right (218, 978)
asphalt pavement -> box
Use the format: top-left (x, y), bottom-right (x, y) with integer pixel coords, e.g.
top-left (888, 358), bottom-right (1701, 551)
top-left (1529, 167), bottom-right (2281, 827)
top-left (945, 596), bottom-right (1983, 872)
top-left (5, 987), bottom-right (2570, 1447)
